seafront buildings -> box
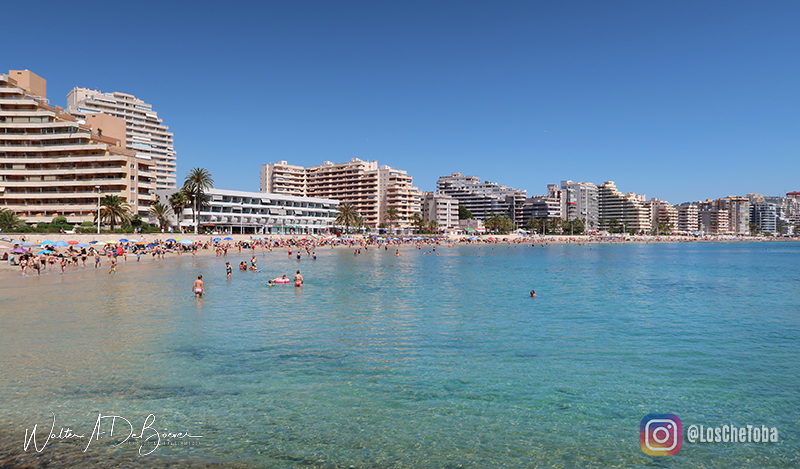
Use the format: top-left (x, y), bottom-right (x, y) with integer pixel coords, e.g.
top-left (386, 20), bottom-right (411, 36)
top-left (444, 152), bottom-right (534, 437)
top-left (558, 180), bottom-right (599, 229)
top-left (676, 203), bottom-right (700, 233)
top-left (596, 181), bottom-right (650, 233)
top-left (0, 70), bottom-right (155, 224)
top-left (155, 188), bottom-right (337, 235)
top-left (421, 191), bottom-right (459, 230)
top-left (647, 198), bottom-right (679, 233)
top-left (436, 173), bottom-right (527, 225)
top-left (260, 158), bottom-right (421, 229)
top-left (67, 87), bottom-right (177, 190)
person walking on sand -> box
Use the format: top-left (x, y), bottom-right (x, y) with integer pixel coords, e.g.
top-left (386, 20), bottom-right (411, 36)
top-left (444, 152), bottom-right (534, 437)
top-left (193, 275), bottom-right (205, 298)
top-left (293, 270), bottom-right (303, 287)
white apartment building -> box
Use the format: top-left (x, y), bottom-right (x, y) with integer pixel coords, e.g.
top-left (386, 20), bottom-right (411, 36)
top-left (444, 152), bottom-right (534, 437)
top-left (156, 188), bottom-right (337, 235)
top-left (0, 71), bottom-right (155, 225)
top-left (436, 173), bottom-right (527, 225)
top-left (597, 181), bottom-right (651, 233)
top-left (521, 197), bottom-right (561, 222)
top-left (676, 203), bottom-right (699, 233)
top-left (750, 203), bottom-right (777, 234)
top-left (259, 158), bottom-right (421, 229)
top-left (559, 180), bottom-right (599, 229)
top-left (67, 87), bottom-right (176, 190)
top-left (421, 192), bottom-right (459, 230)
top-left (698, 209), bottom-right (729, 234)
top-left (647, 198), bottom-right (679, 233)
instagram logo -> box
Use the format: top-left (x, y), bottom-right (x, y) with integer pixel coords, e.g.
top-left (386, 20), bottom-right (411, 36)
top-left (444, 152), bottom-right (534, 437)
top-left (640, 414), bottom-right (682, 456)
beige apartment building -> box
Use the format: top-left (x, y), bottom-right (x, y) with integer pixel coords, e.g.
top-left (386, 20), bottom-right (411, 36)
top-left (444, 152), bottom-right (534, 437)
top-left (0, 71), bottom-right (154, 225)
top-left (597, 181), bottom-right (651, 233)
top-left (67, 86), bottom-right (176, 190)
top-left (421, 191), bottom-right (459, 230)
top-left (260, 158), bottom-right (421, 229)
top-left (647, 198), bottom-right (679, 233)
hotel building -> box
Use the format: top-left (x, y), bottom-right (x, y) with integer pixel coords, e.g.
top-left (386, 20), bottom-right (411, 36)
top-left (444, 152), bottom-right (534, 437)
top-left (596, 181), bottom-right (651, 233)
top-left (436, 173), bottom-right (527, 225)
top-left (421, 191), bottom-right (459, 230)
top-left (156, 188), bottom-right (337, 235)
top-left (647, 198), bottom-right (679, 233)
top-left (558, 180), bottom-right (599, 229)
top-left (260, 158), bottom-right (421, 229)
top-left (0, 71), bottom-right (155, 225)
top-left (67, 87), bottom-right (176, 190)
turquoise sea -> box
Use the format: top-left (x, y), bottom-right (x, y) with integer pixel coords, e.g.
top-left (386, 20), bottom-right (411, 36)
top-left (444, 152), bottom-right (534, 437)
top-left (0, 242), bottom-right (798, 468)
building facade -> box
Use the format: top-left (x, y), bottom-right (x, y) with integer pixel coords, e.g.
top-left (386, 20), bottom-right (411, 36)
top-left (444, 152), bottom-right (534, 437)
top-left (67, 87), bottom-right (176, 190)
top-left (559, 180), bottom-right (598, 229)
top-left (647, 198), bottom-right (679, 233)
top-left (676, 203), bottom-right (699, 233)
top-left (521, 197), bottom-right (561, 223)
top-left (421, 191), bottom-right (459, 230)
top-left (156, 188), bottom-right (337, 235)
top-left (698, 209), bottom-right (729, 234)
top-left (750, 203), bottom-right (777, 234)
top-left (260, 158), bottom-right (421, 229)
top-left (596, 181), bottom-right (650, 233)
top-left (0, 71), bottom-right (154, 225)
top-left (436, 172), bottom-right (527, 225)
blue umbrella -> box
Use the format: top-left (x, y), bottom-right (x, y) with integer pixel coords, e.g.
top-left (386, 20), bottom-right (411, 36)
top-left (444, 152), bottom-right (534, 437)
top-left (213, 238), bottom-right (221, 242)
top-left (37, 250), bottom-right (53, 255)
top-left (180, 239), bottom-right (194, 244)
top-left (224, 237), bottom-right (233, 240)
top-left (40, 240), bottom-right (54, 245)
top-left (166, 238), bottom-right (176, 242)
top-left (89, 241), bottom-right (99, 244)
top-left (147, 243), bottom-right (158, 247)
top-left (119, 238), bottom-right (129, 243)
top-left (75, 243), bottom-right (90, 248)
top-left (52, 241), bottom-right (69, 246)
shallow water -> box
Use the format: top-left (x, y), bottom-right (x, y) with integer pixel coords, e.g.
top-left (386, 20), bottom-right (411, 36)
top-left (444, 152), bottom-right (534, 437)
top-left (1, 243), bottom-right (798, 467)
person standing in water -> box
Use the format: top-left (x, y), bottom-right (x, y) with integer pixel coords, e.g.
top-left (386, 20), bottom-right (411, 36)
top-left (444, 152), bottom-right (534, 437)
top-left (193, 275), bottom-right (205, 298)
top-left (530, 290), bottom-right (537, 297)
top-left (226, 262), bottom-right (232, 278)
top-left (293, 270), bottom-right (303, 287)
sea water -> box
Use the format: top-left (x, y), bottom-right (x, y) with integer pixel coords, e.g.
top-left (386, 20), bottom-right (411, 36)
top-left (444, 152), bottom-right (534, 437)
top-left (0, 242), bottom-right (798, 467)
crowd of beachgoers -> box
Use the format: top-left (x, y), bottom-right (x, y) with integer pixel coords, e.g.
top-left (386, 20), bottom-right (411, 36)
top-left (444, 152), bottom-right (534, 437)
top-left (0, 232), bottom-right (795, 278)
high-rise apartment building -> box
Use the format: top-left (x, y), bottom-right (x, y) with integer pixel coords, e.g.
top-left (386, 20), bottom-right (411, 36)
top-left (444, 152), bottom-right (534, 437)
top-left (558, 180), bottom-right (599, 229)
top-left (716, 196), bottom-right (750, 235)
top-left (647, 198), bottom-right (679, 233)
top-left (596, 181), bottom-right (650, 233)
top-left (437, 173), bottom-right (527, 225)
top-left (698, 208), bottom-right (729, 234)
top-left (750, 203), bottom-right (777, 234)
top-left (67, 87), bottom-right (176, 190)
top-left (0, 71), bottom-right (154, 224)
top-left (676, 203), bottom-right (699, 233)
top-left (521, 197), bottom-right (561, 223)
top-left (421, 191), bottom-right (459, 230)
top-left (259, 158), bottom-right (421, 229)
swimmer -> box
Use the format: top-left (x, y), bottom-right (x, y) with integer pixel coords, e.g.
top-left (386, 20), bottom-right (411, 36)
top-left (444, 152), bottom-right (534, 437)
top-left (395, 249), bottom-right (400, 256)
top-left (530, 290), bottom-right (537, 298)
top-left (268, 279), bottom-right (274, 287)
top-left (193, 275), bottom-right (205, 298)
top-left (294, 269), bottom-right (303, 287)
top-left (226, 262), bottom-right (232, 278)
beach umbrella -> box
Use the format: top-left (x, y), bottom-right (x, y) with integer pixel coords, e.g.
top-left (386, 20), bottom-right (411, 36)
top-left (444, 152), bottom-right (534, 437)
top-left (118, 238), bottom-right (129, 243)
top-left (147, 243), bottom-right (158, 247)
top-left (180, 239), bottom-right (194, 245)
top-left (75, 243), bottom-right (90, 248)
top-left (52, 241), bottom-right (69, 247)
top-left (23, 242), bottom-right (39, 247)
top-left (37, 250), bottom-right (53, 255)
top-left (40, 240), bottom-right (54, 245)
top-left (89, 241), bottom-right (99, 244)
top-left (0, 245), bottom-right (8, 249)
top-left (166, 238), bottom-right (176, 242)
top-left (135, 240), bottom-right (147, 245)
top-left (213, 238), bottom-right (221, 242)
top-left (67, 240), bottom-right (79, 245)
top-left (105, 240), bottom-right (117, 244)
top-left (11, 247), bottom-right (29, 254)
top-left (224, 237), bottom-right (233, 240)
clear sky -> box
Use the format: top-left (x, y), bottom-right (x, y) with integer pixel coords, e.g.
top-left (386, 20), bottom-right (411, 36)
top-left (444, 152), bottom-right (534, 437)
top-left (6, 0), bottom-right (799, 203)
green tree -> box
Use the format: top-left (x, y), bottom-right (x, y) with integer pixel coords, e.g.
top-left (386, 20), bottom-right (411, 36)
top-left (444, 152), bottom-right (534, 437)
top-left (410, 213), bottom-right (426, 233)
top-left (458, 205), bottom-right (473, 220)
top-left (149, 202), bottom-right (172, 228)
top-left (485, 215), bottom-right (515, 234)
top-left (428, 220), bottom-right (438, 233)
top-left (97, 195), bottom-right (132, 231)
top-left (183, 167), bottom-right (214, 234)
top-left (384, 206), bottom-right (400, 233)
top-left (0, 209), bottom-right (25, 230)
top-left (335, 203), bottom-right (360, 234)
top-left (52, 215), bottom-right (68, 225)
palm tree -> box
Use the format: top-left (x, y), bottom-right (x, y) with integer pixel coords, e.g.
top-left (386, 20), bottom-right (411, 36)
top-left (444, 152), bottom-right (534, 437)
top-left (168, 191), bottom-right (189, 228)
top-left (0, 209), bottom-right (24, 231)
top-left (384, 206), bottom-right (400, 233)
top-left (149, 202), bottom-right (172, 228)
top-left (335, 203), bottom-right (360, 234)
top-left (97, 195), bottom-right (132, 231)
top-left (183, 168), bottom-right (214, 234)
top-left (428, 220), bottom-right (438, 233)
top-left (410, 213), bottom-right (425, 233)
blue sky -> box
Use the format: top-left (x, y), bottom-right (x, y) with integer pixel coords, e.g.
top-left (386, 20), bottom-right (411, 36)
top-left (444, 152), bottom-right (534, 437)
top-left (6, 0), bottom-right (799, 203)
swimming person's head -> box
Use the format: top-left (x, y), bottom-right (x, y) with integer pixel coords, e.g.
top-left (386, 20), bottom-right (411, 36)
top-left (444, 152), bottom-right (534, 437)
top-left (198, 275), bottom-right (203, 280)
top-left (296, 270), bottom-right (300, 274)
